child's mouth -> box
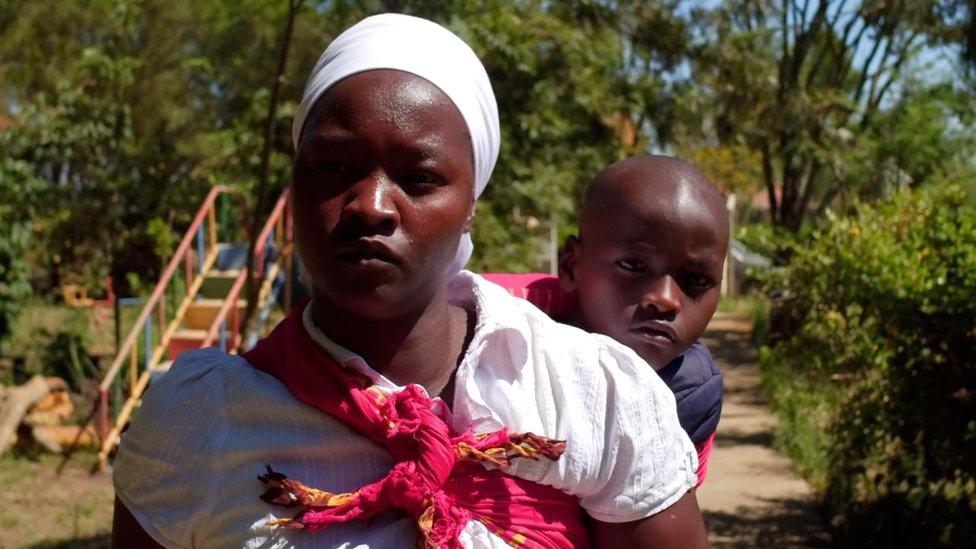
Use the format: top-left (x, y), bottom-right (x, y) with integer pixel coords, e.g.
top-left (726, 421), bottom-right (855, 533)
top-left (630, 322), bottom-right (677, 347)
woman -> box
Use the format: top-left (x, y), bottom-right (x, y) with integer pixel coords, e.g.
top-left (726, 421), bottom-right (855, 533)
top-left (112, 14), bottom-right (707, 548)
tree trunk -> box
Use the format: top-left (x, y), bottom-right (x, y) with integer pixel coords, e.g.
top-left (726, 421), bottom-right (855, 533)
top-left (241, 0), bottom-right (304, 342)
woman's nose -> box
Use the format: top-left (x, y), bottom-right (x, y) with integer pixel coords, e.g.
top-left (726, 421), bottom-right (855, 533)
top-left (341, 170), bottom-right (400, 232)
top-left (640, 276), bottom-right (682, 316)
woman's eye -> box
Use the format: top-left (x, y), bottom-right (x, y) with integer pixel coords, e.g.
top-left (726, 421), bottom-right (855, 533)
top-left (399, 170), bottom-right (443, 187)
top-left (615, 259), bottom-right (648, 273)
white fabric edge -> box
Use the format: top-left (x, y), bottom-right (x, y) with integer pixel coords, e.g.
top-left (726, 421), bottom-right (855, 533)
top-left (113, 474), bottom-right (188, 549)
top-left (584, 472), bottom-right (698, 524)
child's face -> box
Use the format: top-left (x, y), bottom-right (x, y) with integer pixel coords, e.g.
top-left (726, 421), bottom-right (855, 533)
top-left (561, 174), bottom-right (727, 369)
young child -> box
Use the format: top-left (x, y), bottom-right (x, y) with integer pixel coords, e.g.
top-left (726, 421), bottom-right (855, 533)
top-left (485, 154), bottom-right (728, 486)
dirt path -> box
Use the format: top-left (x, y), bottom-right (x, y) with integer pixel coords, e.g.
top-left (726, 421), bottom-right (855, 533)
top-left (696, 313), bottom-right (831, 548)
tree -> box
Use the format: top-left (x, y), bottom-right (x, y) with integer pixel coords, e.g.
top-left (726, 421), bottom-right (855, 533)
top-left (242, 0), bottom-right (304, 337)
top-left (674, 0), bottom-right (975, 230)
top-left (0, 0), bottom-right (327, 294)
top-left (0, 160), bottom-right (41, 343)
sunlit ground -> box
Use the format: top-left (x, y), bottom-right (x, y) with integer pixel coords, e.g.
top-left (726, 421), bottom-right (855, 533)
top-left (0, 452), bottom-right (112, 548)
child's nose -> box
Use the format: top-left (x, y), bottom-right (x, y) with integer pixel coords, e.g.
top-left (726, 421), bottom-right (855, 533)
top-left (640, 276), bottom-right (682, 315)
top-left (341, 169), bottom-right (400, 232)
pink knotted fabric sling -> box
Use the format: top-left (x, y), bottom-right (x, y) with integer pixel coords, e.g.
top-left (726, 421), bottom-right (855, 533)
top-left (243, 308), bottom-right (590, 548)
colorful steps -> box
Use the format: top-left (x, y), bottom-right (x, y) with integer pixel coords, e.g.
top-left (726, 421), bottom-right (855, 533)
top-left (183, 298), bottom-right (246, 330)
top-left (198, 270), bottom-right (240, 299)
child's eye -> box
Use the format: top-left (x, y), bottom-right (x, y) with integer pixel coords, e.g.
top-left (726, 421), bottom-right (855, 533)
top-left (615, 258), bottom-right (649, 273)
top-left (681, 273), bottom-right (716, 295)
top-left (319, 160), bottom-right (351, 173)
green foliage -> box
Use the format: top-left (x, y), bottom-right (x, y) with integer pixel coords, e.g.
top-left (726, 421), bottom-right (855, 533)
top-left (735, 222), bottom-right (805, 266)
top-left (0, 0), bottom-right (695, 284)
top-left (1, 302), bottom-right (94, 387)
top-left (40, 332), bottom-right (100, 393)
top-left (759, 184), bottom-right (976, 544)
top-left (0, 0), bottom-right (333, 301)
top-left (677, 0), bottom-right (976, 230)
top-left (0, 160), bottom-right (41, 342)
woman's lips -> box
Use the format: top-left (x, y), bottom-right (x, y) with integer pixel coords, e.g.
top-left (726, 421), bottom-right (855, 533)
top-left (334, 238), bottom-right (402, 266)
top-left (336, 251), bottom-right (395, 264)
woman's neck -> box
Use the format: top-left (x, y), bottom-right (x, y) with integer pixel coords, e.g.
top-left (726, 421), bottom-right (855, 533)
top-left (310, 289), bottom-right (470, 398)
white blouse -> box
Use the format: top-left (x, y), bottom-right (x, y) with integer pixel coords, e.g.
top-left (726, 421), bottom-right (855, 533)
top-left (113, 271), bottom-right (697, 548)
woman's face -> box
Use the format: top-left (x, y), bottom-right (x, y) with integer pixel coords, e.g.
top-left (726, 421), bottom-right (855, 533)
top-left (292, 70), bottom-right (475, 319)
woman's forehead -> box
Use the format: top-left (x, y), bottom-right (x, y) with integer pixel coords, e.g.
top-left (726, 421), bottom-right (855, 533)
top-left (300, 70), bottom-right (469, 148)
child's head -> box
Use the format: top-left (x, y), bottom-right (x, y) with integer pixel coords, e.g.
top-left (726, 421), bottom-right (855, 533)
top-left (559, 155), bottom-right (729, 369)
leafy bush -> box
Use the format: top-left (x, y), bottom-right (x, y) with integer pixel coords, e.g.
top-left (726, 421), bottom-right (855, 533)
top-left (1, 303), bottom-right (97, 387)
top-left (0, 160), bottom-right (42, 344)
top-left (735, 222), bottom-right (802, 265)
top-left (758, 184), bottom-right (976, 544)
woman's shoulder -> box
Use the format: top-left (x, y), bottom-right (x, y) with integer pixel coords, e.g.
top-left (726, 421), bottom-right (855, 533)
top-left (144, 347), bottom-right (293, 407)
top-left (113, 348), bottom-right (313, 547)
top-left (117, 348), bottom-right (298, 472)
top-left (463, 270), bottom-right (656, 376)
top-left (157, 346), bottom-right (254, 383)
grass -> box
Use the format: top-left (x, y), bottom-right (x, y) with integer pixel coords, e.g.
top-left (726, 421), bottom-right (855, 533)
top-left (745, 296), bottom-right (833, 491)
top-left (0, 451), bottom-right (113, 548)
top-left (756, 346), bottom-right (836, 492)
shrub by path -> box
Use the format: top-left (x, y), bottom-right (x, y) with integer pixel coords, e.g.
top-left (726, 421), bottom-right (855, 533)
top-left (697, 313), bottom-right (831, 547)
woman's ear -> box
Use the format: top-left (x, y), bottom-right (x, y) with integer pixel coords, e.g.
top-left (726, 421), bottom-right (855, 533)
top-left (462, 200), bottom-right (476, 233)
top-left (558, 235), bottom-right (581, 292)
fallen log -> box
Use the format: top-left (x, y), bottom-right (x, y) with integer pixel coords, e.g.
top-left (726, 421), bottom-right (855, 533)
top-left (31, 424), bottom-right (98, 453)
top-left (24, 389), bottom-right (75, 427)
top-left (0, 376), bottom-right (69, 455)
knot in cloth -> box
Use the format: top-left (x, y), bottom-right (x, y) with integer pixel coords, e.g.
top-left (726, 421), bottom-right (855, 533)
top-left (245, 308), bottom-right (587, 548)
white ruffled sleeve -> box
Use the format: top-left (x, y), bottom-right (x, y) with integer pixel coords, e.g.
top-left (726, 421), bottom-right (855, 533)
top-left (573, 338), bottom-right (700, 522)
top-left (112, 348), bottom-right (239, 548)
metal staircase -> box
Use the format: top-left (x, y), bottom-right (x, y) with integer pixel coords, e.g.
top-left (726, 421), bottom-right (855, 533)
top-left (95, 187), bottom-right (293, 471)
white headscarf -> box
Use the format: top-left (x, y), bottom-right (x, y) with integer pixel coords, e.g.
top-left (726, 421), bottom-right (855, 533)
top-left (293, 13), bottom-right (500, 273)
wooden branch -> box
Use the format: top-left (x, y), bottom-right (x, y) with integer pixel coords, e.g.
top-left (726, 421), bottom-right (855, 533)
top-left (31, 425), bottom-right (98, 454)
top-left (790, 0), bottom-right (829, 85)
top-left (794, 160), bottom-right (822, 227)
top-left (761, 139), bottom-right (779, 224)
top-left (805, 1), bottom-right (845, 88)
top-left (868, 32), bottom-right (920, 110)
top-left (241, 0), bottom-right (304, 340)
top-left (797, 0), bottom-right (812, 31)
top-left (779, 0), bottom-right (791, 98)
top-left (815, 173), bottom-right (845, 217)
top-left (781, 158), bottom-right (798, 222)
top-left (834, 4), bottom-right (860, 49)
top-left (853, 33), bottom-right (889, 105)
top-left (860, 34), bottom-right (918, 131)
top-left (0, 376), bottom-right (68, 455)
top-left (831, 14), bottom-right (870, 89)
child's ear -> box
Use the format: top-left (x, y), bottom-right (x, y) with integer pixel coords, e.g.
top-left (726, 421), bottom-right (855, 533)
top-left (558, 235), bottom-right (581, 292)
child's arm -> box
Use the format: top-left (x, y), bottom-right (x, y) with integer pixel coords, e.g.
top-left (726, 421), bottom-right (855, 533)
top-left (112, 498), bottom-right (164, 548)
top-left (590, 491), bottom-right (709, 548)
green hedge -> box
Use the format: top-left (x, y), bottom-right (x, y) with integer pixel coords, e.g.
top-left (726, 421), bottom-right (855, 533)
top-left (758, 184), bottom-right (976, 545)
